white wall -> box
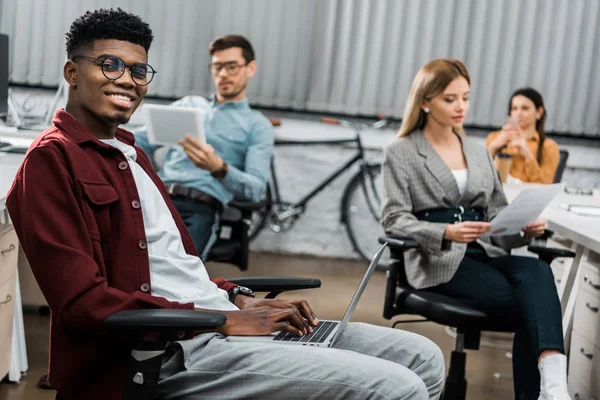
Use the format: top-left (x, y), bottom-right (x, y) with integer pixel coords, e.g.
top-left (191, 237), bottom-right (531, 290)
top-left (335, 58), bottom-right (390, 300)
top-left (1, 0), bottom-right (599, 136)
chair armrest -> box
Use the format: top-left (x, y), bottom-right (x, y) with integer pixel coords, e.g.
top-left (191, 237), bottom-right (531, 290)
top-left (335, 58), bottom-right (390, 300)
top-left (527, 245), bottom-right (576, 263)
top-left (104, 309), bottom-right (226, 331)
top-left (228, 200), bottom-right (267, 211)
top-left (379, 236), bottom-right (420, 250)
top-left (229, 277), bottom-right (321, 292)
top-left (229, 277), bottom-right (321, 299)
top-left (221, 206), bottom-right (243, 222)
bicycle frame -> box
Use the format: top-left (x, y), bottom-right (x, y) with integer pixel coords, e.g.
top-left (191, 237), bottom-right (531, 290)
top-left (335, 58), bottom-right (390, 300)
top-left (269, 134), bottom-right (368, 210)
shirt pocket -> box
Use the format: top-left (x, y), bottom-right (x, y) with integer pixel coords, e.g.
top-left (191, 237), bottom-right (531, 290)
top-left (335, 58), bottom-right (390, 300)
top-left (78, 180), bottom-right (119, 242)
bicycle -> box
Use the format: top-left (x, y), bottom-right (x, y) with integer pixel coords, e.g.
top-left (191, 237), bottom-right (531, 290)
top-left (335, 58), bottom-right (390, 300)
top-left (248, 116), bottom-right (391, 267)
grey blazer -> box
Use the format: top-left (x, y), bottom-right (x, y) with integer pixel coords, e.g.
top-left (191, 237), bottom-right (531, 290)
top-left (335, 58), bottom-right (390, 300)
top-left (381, 131), bottom-right (528, 289)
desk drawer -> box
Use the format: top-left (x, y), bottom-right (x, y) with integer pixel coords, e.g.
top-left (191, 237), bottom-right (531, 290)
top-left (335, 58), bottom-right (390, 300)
top-left (0, 227), bottom-right (18, 287)
top-left (0, 272), bottom-right (16, 379)
top-left (574, 288), bottom-right (600, 346)
top-left (569, 330), bottom-right (600, 394)
top-left (569, 376), bottom-right (597, 400)
top-left (581, 263), bottom-right (600, 297)
top-left (551, 257), bottom-right (569, 285)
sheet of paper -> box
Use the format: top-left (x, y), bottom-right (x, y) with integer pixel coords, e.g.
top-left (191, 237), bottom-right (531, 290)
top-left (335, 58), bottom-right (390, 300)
top-left (488, 184), bottom-right (563, 236)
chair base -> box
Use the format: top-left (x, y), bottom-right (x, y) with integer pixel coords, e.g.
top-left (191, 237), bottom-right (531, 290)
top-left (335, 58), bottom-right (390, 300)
top-left (443, 350), bottom-right (467, 400)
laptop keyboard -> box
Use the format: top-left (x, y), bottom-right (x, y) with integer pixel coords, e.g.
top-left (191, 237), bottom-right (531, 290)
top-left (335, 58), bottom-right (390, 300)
top-left (273, 321), bottom-right (338, 343)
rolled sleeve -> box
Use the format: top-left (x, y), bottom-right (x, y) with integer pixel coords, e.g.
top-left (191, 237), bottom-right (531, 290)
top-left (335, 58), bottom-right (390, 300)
top-left (220, 117), bottom-right (274, 201)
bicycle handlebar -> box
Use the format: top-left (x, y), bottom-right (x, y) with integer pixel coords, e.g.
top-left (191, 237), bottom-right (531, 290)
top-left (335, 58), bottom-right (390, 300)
top-left (268, 117), bottom-right (282, 127)
top-left (320, 115), bottom-right (388, 130)
top-left (320, 117), bottom-right (340, 125)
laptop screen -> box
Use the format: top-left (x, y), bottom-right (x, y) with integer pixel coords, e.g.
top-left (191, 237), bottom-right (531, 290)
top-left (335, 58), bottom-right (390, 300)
top-left (329, 242), bottom-right (387, 345)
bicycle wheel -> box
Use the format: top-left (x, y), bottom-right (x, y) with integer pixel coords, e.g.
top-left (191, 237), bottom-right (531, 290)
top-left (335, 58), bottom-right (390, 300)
top-left (341, 163), bottom-right (391, 268)
top-left (248, 185), bottom-right (273, 241)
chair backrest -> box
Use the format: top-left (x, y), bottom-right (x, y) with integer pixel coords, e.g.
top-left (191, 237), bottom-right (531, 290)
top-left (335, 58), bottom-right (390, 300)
top-left (205, 203), bottom-right (251, 270)
top-left (554, 149), bottom-right (569, 183)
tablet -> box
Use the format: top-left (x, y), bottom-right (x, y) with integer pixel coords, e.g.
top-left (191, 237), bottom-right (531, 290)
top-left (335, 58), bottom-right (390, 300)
top-left (142, 103), bottom-right (206, 146)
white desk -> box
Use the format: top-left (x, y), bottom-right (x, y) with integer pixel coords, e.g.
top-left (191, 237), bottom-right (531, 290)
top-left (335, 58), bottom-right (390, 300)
top-left (541, 193), bottom-right (600, 397)
top-left (505, 182), bottom-right (600, 397)
top-left (0, 130), bottom-right (35, 383)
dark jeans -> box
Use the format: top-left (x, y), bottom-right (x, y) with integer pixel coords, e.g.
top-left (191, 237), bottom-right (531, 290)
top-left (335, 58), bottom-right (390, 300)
top-left (428, 251), bottom-right (564, 400)
top-left (170, 196), bottom-right (219, 260)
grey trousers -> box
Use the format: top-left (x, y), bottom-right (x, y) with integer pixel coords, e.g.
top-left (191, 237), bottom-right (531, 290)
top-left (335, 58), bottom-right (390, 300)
top-left (157, 322), bottom-right (445, 399)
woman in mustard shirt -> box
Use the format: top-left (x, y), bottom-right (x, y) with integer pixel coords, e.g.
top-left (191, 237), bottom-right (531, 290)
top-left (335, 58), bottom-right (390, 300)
top-left (486, 88), bottom-right (560, 183)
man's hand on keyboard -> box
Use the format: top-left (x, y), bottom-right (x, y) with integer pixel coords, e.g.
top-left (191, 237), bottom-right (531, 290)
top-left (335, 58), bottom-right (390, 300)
top-left (217, 305), bottom-right (314, 337)
top-left (235, 296), bottom-right (319, 327)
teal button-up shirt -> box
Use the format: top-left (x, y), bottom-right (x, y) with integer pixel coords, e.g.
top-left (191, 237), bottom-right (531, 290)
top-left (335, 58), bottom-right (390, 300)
top-left (133, 95), bottom-right (274, 205)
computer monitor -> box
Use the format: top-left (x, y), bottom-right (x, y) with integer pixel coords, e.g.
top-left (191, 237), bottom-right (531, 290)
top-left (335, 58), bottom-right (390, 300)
top-left (0, 34), bottom-right (8, 118)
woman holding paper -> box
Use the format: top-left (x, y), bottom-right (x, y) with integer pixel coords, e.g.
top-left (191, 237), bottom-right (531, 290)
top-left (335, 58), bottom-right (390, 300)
top-left (485, 88), bottom-right (560, 184)
top-left (381, 59), bottom-right (568, 400)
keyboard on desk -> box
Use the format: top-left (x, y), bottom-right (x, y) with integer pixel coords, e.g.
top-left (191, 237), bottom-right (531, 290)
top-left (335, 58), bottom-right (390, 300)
top-left (273, 321), bottom-right (338, 343)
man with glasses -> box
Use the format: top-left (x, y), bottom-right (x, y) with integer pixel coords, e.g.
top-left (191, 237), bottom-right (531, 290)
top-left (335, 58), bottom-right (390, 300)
top-left (133, 35), bottom-right (274, 259)
top-left (7, 9), bottom-right (444, 400)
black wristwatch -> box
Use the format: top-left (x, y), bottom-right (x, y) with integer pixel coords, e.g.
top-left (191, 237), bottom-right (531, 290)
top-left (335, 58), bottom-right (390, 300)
top-left (229, 286), bottom-right (255, 304)
top-left (211, 161), bottom-right (229, 180)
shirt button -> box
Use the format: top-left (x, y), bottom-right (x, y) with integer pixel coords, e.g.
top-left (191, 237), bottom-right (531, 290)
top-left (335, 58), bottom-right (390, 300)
top-left (132, 200), bottom-right (141, 209)
top-left (140, 283), bottom-right (150, 293)
top-left (118, 161), bottom-right (129, 170)
top-left (138, 240), bottom-right (147, 250)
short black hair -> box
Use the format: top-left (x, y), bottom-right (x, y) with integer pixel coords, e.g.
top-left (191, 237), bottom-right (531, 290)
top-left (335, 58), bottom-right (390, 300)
top-left (208, 35), bottom-right (255, 63)
top-left (66, 8), bottom-right (153, 58)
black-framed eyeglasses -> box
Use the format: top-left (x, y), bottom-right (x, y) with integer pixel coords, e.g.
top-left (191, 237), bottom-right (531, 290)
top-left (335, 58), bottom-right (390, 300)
top-left (71, 54), bottom-right (157, 86)
top-left (208, 61), bottom-right (249, 76)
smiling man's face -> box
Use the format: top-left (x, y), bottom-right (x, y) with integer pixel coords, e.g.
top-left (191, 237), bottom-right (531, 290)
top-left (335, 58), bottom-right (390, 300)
top-left (65, 39), bottom-right (148, 138)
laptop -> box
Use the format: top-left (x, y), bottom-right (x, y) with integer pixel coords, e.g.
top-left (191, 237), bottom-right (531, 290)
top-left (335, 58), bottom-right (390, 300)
top-left (226, 242), bottom-right (388, 347)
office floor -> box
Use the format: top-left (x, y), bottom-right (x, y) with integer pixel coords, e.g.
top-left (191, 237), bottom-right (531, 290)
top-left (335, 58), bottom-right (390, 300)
top-left (0, 252), bottom-right (514, 400)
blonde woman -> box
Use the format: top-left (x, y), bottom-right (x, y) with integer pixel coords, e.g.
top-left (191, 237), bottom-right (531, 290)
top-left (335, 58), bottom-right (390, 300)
top-left (381, 59), bottom-right (568, 400)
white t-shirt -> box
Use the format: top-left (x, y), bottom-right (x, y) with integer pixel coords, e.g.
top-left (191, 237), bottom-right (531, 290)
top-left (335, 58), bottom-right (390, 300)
top-left (102, 138), bottom-right (238, 311)
top-left (452, 169), bottom-right (468, 196)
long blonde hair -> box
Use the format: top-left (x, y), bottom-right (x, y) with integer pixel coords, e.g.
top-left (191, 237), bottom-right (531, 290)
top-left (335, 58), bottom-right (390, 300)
top-left (397, 58), bottom-right (471, 138)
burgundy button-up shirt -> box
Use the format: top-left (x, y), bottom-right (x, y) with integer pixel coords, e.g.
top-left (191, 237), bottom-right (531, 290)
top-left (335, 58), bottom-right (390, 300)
top-left (6, 110), bottom-right (236, 400)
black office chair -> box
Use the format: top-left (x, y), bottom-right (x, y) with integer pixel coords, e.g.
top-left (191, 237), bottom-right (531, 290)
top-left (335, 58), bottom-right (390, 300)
top-left (54, 276), bottom-right (321, 400)
top-left (205, 198), bottom-right (268, 271)
top-left (378, 235), bottom-right (575, 400)
top-left (553, 149), bottom-right (569, 183)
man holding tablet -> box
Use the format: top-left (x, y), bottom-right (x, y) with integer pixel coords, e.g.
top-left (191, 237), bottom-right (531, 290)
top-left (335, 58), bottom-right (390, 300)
top-left (134, 35), bottom-right (274, 258)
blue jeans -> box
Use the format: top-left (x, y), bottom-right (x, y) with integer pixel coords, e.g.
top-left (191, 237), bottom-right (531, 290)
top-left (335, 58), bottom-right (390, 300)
top-left (429, 252), bottom-right (565, 400)
top-left (170, 197), bottom-right (219, 260)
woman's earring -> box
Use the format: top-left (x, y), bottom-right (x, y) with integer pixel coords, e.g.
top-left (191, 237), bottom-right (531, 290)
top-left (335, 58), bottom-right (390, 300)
top-left (423, 107), bottom-right (430, 113)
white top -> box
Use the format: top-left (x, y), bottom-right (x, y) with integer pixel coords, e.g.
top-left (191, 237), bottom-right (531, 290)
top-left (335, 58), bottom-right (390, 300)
top-left (102, 139), bottom-right (238, 311)
top-left (452, 169), bottom-right (468, 196)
